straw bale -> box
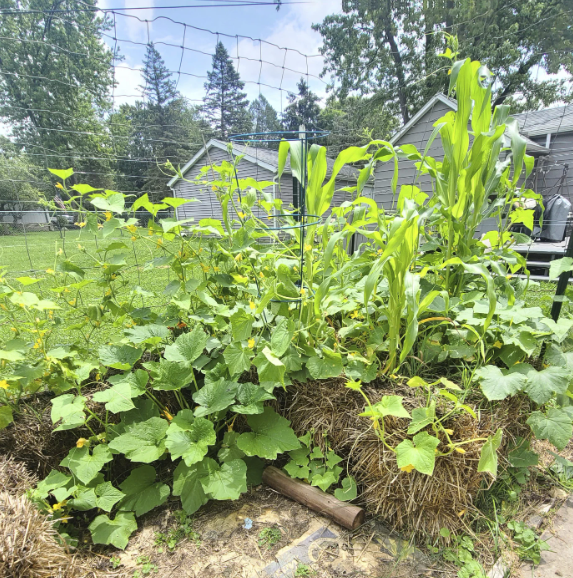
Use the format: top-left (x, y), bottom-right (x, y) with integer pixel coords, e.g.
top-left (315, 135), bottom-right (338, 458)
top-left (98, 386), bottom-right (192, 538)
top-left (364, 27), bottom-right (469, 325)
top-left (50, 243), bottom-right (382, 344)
top-left (282, 378), bottom-right (530, 538)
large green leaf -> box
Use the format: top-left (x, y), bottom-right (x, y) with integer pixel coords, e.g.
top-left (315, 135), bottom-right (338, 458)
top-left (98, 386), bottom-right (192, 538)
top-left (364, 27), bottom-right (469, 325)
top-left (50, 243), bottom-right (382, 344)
top-left (253, 347), bottom-right (286, 387)
top-left (271, 318), bottom-right (294, 357)
top-left (475, 365), bottom-right (526, 401)
top-left (149, 359), bottom-right (194, 391)
top-left (118, 465), bottom-right (170, 516)
top-left (124, 324), bottom-right (170, 344)
top-left (172, 460), bottom-right (209, 515)
top-left (98, 344), bottom-right (142, 371)
top-left (192, 378), bottom-right (238, 417)
top-left (164, 326), bottom-right (208, 365)
top-left (509, 364), bottom-right (569, 405)
top-left (199, 458), bottom-right (247, 501)
top-left (334, 476), bottom-right (358, 502)
top-left (165, 409), bottom-right (216, 466)
top-left (230, 382), bottom-right (275, 415)
top-left (307, 347), bottom-right (343, 379)
top-left (230, 309), bottom-right (253, 341)
top-left (0, 405), bottom-right (14, 430)
top-left (549, 257), bottom-right (573, 280)
top-left (237, 407), bottom-right (300, 459)
top-left (60, 445), bottom-right (113, 485)
top-left (223, 343), bottom-right (252, 376)
top-left (477, 429), bottom-right (503, 476)
top-left (91, 193), bottom-right (126, 214)
top-left (395, 432), bottom-right (440, 476)
top-left (89, 512), bottom-right (137, 550)
top-left (51, 394), bottom-right (86, 431)
top-left (93, 482), bottom-right (125, 512)
top-left (108, 417), bottom-right (168, 462)
top-left (527, 409), bottom-right (573, 451)
top-left (360, 395), bottom-right (411, 419)
top-left (407, 403), bottom-right (436, 435)
top-left (93, 381), bottom-right (136, 414)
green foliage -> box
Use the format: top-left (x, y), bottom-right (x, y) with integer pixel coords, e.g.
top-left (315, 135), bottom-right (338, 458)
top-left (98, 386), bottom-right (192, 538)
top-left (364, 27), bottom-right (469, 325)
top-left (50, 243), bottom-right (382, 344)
top-left (258, 526), bottom-right (282, 549)
top-left (3, 52), bottom-right (573, 553)
top-left (154, 510), bottom-right (200, 552)
top-left (507, 521), bottom-right (549, 565)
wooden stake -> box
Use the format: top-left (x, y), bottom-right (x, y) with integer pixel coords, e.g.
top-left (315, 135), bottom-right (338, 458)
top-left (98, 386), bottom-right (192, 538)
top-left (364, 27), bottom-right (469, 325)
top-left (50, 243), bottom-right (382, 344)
top-left (262, 466), bottom-right (365, 531)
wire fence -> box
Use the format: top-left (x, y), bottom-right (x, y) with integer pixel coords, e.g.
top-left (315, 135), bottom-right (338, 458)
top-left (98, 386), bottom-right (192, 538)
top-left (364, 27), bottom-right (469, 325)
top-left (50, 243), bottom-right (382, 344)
top-left (0, 0), bottom-right (571, 333)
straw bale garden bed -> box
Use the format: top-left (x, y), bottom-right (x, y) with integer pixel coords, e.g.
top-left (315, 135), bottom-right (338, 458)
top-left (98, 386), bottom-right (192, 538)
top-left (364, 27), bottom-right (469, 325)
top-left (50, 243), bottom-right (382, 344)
top-left (2, 56), bottom-right (573, 578)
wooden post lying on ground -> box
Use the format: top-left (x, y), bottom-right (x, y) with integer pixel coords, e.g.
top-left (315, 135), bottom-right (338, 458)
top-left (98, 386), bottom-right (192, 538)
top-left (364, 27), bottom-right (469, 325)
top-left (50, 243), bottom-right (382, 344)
top-left (262, 466), bottom-right (365, 531)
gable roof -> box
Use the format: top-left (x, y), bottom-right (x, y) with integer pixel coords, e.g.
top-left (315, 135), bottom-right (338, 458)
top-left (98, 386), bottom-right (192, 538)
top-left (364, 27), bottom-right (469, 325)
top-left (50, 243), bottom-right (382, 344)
top-left (513, 104), bottom-right (573, 137)
top-left (168, 138), bottom-right (359, 188)
top-left (389, 92), bottom-right (550, 155)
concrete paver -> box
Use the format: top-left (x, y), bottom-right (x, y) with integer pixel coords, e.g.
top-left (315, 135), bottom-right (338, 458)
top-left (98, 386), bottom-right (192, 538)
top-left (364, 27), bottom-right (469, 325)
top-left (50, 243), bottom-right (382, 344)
top-left (519, 497), bottom-right (573, 578)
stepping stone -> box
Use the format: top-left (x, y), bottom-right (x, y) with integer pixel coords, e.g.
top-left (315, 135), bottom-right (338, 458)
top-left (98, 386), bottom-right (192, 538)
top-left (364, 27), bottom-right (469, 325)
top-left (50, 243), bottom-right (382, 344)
top-left (519, 496), bottom-right (573, 577)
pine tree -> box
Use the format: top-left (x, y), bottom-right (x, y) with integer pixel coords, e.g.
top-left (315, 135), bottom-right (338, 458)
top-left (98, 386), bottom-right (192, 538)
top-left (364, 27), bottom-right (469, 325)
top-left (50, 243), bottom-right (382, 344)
top-left (125, 43), bottom-right (201, 201)
top-left (282, 78), bottom-right (322, 131)
top-left (140, 43), bottom-right (178, 107)
top-left (203, 42), bottom-right (251, 139)
top-left (249, 94), bottom-right (281, 134)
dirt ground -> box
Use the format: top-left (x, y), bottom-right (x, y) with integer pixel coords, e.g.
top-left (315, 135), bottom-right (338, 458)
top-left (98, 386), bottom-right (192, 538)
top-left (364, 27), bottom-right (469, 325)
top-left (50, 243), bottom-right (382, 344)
top-left (84, 486), bottom-right (449, 578)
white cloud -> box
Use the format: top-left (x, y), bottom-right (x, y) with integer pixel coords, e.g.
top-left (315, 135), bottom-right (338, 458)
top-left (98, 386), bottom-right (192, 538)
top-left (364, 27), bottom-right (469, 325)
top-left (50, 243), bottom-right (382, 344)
top-left (232, 0), bottom-right (343, 111)
top-left (122, 0), bottom-right (155, 43)
top-left (112, 58), bottom-right (144, 107)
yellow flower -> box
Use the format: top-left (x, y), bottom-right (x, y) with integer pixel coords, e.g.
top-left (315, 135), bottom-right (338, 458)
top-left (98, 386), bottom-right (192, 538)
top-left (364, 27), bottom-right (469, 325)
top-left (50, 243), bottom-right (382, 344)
top-left (55, 182), bottom-right (64, 190)
top-left (457, 509), bottom-right (466, 517)
top-left (444, 429), bottom-right (454, 435)
top-left (52, 501), bottom-right (67, 511)
top-left (131, 236), bottom-right (136, 241)
top-left (400, 464), bottom-right (415, 473)
top-left (214, 266), bottom-right (220, 272)
top-left (104, 211), bottom-right (112, 221)
top-left (68, 299), bottom-right (76, 306)
top-left (10, 327), bottom-right (17, 332)
top-left (212, 185), bottom-right (217, 192)
top-left (58, 248), bottom-right (63, 255)
top-left (300, 288), bottom-right (306, 295)
top-left (493, 341), bottom-right (503, 349)
top-left (249, 301), bottom-right (255, 310)
top-left (77, 221), bottom-right (86, 228)
top-left (148, 229), bottom-right (153, 236)
top-left (201, 264), bottom-right (210, 272)
top-left (162, 410), bottom-right (173, 421)
top-left (455, 447), bottom-right (466, 454)
top-left (259, 272), bottom-right (264, 278)
top-left (0, 304), bottom-right (6, 311)
top-left (76, 438), bottom-right (87, 448)
top-left (0, 380), bottom-right (9, 390)
top-left (304, 244), bottom-right (312, 252)
top-left (248, 338), bottom-right (255, 349)
top-left (46, 268), bottom-right (55, 274)
top-left (127, 224), bottom-right (137, 233)
top-left (105, 289), bottom-right (111, 296)
top-left (156, 238), bottom-right (163, 246)
top-left (235, 253), bottom-right (243, 262)
top-left (238, 212), bottom-right (245, 219)
top-left (97, 223), bottom-right (103, 230)
top-left (350, 310), bottom-right (359, 319)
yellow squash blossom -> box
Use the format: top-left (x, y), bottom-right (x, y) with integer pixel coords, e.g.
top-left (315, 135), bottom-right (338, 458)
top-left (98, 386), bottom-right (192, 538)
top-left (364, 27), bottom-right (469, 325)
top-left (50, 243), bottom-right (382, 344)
top-left (76, 438), bottom-right (87, 448)
top-left (104, 211), bottom-right (112, 221)
top-left (249, 301), bottom-right (255, 310)
top-left (127, 224), bottom-right (137, 233)
top-left (400, 464), bottom-right (415, 473)
top-left (0, 380), bottom-right (9, 390)
top-left (248, 338), bottom-right (255, 349)
top-left (77, 221), bottom-right (86, 228)
top-left (55, 182), bottom-right (64, 189)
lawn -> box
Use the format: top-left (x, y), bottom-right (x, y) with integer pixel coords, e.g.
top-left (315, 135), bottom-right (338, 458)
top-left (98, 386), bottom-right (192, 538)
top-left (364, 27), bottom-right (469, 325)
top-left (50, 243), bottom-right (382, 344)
top-left (0, 229), bottom-right (188, 348)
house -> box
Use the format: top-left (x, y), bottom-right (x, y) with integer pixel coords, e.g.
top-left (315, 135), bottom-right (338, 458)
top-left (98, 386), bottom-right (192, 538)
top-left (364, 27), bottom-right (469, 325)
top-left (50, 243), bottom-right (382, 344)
top-left (513, 104), bottom-right (573, 201)
top-left (167, 139), bottom-right (359, 225)
top-left (371, 93), bottom-right (557, 214)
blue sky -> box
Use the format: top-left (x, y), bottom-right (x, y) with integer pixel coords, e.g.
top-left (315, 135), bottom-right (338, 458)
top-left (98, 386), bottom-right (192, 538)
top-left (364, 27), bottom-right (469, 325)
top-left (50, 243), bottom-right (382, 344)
top-left (100, 0), bottom-right (342, 113)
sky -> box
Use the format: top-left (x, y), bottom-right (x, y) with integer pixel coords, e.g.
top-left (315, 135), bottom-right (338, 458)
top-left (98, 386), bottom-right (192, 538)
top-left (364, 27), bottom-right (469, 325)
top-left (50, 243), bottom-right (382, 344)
top-left (99, 0), bottom-right (343, 113)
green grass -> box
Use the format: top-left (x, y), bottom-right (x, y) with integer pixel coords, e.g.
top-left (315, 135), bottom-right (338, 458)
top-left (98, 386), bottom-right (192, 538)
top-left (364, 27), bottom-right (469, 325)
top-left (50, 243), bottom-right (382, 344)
top-left (0, 229), bottom-right (188, 348)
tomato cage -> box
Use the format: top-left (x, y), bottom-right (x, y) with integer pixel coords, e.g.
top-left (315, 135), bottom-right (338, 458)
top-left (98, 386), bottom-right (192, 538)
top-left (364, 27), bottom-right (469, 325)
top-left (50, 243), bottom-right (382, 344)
top-left (228, 129), bottom-right (329, 304)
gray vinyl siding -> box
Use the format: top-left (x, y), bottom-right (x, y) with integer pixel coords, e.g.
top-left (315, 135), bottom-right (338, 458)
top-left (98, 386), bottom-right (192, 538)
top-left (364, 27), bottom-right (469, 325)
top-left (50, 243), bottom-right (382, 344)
top-left (527, 132), bottom-right (573, 200)
top-left (372, 100), bottom-right (453, 211)
top-left (172, 146), bottom-right (276, 223)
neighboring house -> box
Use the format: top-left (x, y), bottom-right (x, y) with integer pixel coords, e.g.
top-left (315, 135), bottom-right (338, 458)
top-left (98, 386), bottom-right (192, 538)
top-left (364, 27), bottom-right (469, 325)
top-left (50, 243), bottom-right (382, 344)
top-left (0, 204), bottom-right (51, 230)
top-left (372, 93), bottom-right (554, 213)
top-left (513, 104), bottom-right (573, 202)
top-left (167, 139), bottom-right (359, 224)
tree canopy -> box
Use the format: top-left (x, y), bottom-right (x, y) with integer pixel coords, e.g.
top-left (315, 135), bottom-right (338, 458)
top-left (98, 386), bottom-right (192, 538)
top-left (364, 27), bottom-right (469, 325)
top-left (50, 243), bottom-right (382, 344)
top-left (314, 0), bottom-right (573, 123)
